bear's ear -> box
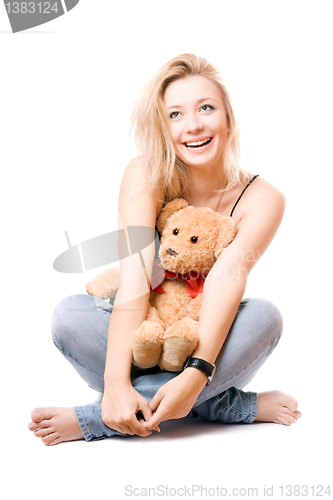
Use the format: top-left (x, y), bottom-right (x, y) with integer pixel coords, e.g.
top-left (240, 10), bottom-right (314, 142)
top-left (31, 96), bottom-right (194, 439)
top-left (156, 198), bottom-right (188, 233)
top-left (214, 216), bottom-right (237, 258)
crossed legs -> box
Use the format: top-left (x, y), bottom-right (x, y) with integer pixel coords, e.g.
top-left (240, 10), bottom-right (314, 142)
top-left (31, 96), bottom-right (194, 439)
top-left (29, 294), bottom-right (301, 445)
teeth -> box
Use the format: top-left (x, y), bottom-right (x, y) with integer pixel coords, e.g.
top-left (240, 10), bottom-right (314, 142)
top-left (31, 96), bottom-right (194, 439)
top-left (186, 138), bottom-right (211, 147)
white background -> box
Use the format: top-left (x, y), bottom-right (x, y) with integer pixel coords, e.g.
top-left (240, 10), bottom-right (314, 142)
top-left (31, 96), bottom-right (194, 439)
top-left (1, 1), bottom-right (332, 499)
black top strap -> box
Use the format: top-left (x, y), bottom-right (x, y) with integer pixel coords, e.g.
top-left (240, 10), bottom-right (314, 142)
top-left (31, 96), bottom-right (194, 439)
top-left (230, 174), bottom-right (260, 217)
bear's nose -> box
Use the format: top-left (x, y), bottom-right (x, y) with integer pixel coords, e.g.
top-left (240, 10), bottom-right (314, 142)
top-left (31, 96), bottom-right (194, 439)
top-left (166, 248), bottom-right (178, 257)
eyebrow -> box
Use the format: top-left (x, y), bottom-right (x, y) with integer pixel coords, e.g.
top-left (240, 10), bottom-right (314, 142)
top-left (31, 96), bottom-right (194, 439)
top-left (167, 97), bottom-right (217, 110)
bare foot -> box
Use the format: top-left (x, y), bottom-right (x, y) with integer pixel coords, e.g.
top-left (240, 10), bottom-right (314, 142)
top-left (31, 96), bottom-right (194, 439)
top-left (255, 390), bottom-right (302, 425)
top-left (28, 407), bottom-right (84, 446)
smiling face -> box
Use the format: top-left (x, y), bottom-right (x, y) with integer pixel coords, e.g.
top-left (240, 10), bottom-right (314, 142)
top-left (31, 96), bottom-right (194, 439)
top-left (163, 75), bottom-right (230, 170)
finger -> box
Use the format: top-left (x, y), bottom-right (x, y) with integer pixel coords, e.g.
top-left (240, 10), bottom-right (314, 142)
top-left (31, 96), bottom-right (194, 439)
top-left (103, 418), bottom-right (129, 436)
top-left (136, 406), bottom-right (159, 431)
top-left (139, 400), bottom-right (153, 423)
top-left (114, 424), bottom-right (135, 436)
top-left (122, 426), bottom-right (136, 436)
top-left (149, 391), bottom-right (164, 412)
top-left (138, 418), bottom-right (160, 433)
top-left (142, 407), bottom-right (165, 430)
top-left (129, 417), bottom-right (153, 437)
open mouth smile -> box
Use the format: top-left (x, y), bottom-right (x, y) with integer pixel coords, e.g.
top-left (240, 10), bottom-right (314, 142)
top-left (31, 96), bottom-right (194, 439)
top-left (183, 137), bottom-right (213, 149)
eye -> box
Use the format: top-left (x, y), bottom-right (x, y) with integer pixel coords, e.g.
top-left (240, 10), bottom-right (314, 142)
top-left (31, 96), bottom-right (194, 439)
top-left (170, 111), bottom-right (180, 119)
top-left (173, 229), bottom-right (179, 235)
top-left (200, 104), bottom-right (214, 112)
top-left (191, 236), bottom-right (198, 243)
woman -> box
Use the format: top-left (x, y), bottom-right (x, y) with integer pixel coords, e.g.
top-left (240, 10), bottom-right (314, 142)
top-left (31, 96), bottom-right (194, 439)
top-left (29, 54), bottom-right (302, 445)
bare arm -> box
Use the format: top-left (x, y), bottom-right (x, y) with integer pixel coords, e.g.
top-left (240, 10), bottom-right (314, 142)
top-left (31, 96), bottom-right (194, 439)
top-left (193, 178), bottom-right (286, 363)
top-left (144, 178), bottom-right (286, 429)
top-left (101, 157), bottom-right (163, 436)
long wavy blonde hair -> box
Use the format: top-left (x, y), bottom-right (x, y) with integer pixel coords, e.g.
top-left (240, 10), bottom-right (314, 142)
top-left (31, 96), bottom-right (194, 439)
top-left (131, 53), bottom-right (252, 201)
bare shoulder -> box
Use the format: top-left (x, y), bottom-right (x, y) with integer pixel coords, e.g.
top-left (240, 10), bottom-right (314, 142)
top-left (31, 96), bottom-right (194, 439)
top-left (118, 156), bottom-right (164, 226)
top-left (251, 176), bottom-right (285, 205)
top-left (121, 155), bottom-right (146, 187)
top-left (236, 176), bottom-right (286, 223)
top-left (222, 176), bottom-right (286, 271)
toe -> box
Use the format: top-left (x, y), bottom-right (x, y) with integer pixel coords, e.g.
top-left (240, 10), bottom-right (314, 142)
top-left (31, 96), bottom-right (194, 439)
top-left (281, 405), bottom-right (302, 420)
top-left (278, 412), bottom-right (300, 426)
top-left (31, 407), bottom-right (58, 423)
top-left (41, 432), bottom-right (59, 446)
top-left (276, 415), bottom-right (292, 426)
top-left (283, 413), bottom-right (298, 424)
top-left (32, 408), bottom-right (46, 422)
top-left (281, 393), bottom-right (298, 412)
top-left (31, 408), bottom-right (46, 423)
top-left (34, 428), bottom-right (53, 438)
top-left (28, 421), bottom-right (40, 431)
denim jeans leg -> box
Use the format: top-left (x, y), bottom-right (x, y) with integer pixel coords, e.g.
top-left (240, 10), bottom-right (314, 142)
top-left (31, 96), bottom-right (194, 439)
top-left (189, 388), bottom-right (258, 424)
top-left (73, 404), bottom-right (124, 440)
top-left (194, 298), bottom-right (283, 406)
top-left (51, 295), bottom-right (282, 440)
top-left (188, 297), bottom-right (282, 424)
top-left (51, 294), bottom-right (111, 392)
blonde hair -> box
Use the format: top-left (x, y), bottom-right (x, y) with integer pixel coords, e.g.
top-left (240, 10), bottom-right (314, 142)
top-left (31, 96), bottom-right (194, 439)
top-left (131, 53), bottom-right (252, 201)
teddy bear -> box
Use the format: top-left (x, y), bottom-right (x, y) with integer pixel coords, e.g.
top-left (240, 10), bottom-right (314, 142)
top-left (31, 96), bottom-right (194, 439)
top-left (85, 198), bottom-right (236, 372)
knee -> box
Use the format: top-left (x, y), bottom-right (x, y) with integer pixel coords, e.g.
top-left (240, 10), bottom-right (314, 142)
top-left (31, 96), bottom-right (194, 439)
top-left (243, 298), bottom-right (283, 348)
top-left (50, 294), bottom-right (87, 353)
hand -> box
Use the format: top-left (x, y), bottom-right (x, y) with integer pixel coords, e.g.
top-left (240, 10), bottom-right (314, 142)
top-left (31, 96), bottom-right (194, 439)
top-left (101, 382), bottom-right (160, 437)
top-left (142, 368), bottom-right (207, 431)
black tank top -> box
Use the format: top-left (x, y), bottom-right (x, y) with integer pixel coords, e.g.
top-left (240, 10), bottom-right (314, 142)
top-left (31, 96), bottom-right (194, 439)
top-left (156, 174), bottom-right (260, 242)
top-left (230, 174), bottom-right (260, 217)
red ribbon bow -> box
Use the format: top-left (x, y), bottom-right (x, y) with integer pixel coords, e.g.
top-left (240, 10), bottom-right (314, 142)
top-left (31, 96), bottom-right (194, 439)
top-left (150, 263), bottom-right (205, 299)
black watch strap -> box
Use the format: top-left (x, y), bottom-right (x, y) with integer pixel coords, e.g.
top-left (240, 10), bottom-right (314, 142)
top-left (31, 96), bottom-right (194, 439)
top-left (184, 357), bottom-right (216, 385)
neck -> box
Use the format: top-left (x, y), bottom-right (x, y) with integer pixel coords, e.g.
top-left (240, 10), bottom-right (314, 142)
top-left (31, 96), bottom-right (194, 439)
top-left (184, 167), bottom-right (227, 207)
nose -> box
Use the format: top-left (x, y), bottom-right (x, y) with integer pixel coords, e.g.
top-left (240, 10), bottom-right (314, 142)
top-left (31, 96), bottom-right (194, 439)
top-left (185, 113), bottom-right (204, 134)
top-left (166, 248), bottom-right (178, 257)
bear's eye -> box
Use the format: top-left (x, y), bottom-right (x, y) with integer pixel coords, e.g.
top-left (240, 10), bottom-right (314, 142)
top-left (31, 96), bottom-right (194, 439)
top-left (191, 236), bottom-right (198, 243)
top-left (173, 229), bottom-right (179, 235)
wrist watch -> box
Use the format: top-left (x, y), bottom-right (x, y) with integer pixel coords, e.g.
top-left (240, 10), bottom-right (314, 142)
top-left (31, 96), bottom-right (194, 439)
top-left (184, 357), bottom-right (216, 386)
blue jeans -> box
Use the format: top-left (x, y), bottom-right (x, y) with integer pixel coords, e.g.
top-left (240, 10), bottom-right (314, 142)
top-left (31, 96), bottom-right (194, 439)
top-left (51, 294), bottom-right (283, 441)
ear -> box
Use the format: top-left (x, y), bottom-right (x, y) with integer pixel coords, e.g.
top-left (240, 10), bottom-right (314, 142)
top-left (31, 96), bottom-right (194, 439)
top-left (214, 216), bottom-right (237, 258)
top-left (156, 198), bottom-right (188, 233)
